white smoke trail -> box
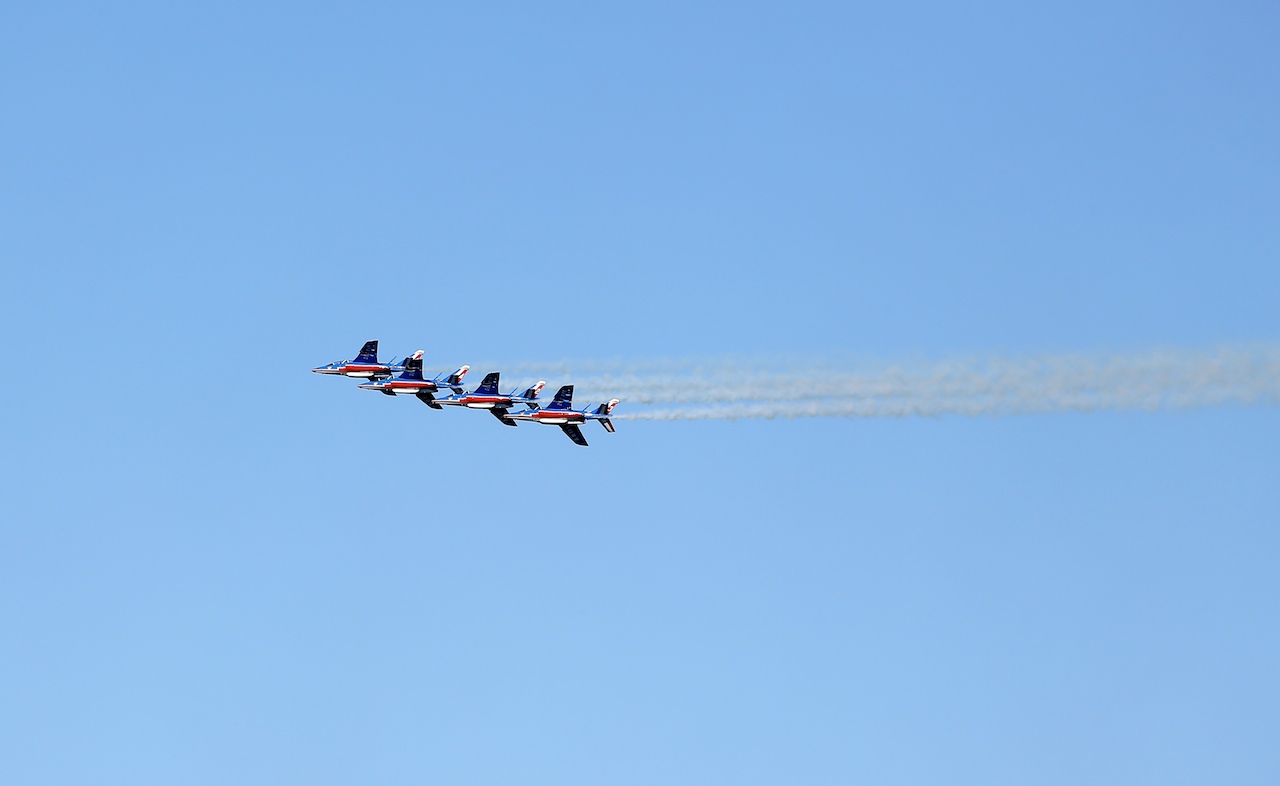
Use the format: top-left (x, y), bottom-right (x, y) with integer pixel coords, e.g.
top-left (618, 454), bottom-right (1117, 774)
top-left (489, 345), bottom-right (1280, 421)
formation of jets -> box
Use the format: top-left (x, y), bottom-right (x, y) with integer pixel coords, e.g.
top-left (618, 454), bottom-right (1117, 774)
top-left (313, 340), bottom-right (620, 446)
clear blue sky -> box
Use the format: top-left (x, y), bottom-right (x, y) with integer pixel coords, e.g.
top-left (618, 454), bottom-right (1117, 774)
top-left (2, 3), bottom-right (1279, 783)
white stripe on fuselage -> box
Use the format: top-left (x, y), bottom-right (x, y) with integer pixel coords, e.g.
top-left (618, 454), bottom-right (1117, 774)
top-left (508, 412), bottom-right (582, 424)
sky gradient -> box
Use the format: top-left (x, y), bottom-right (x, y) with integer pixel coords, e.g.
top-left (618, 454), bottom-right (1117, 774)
top-left (2, 3), bottom-right (1279, 784)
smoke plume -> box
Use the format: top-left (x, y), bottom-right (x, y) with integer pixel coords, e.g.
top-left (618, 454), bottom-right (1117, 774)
top-left (495, 345), bottom-right (1280, 421)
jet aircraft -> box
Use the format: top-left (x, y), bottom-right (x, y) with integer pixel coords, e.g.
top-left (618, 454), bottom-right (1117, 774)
top-left (434, 372), bottom-right (546, 425)
top-left (505, 384), bottom-right (619, 446)
top-left (356, 351), bottom-right (469, 407)
top-left (311, 340), bottom-right (405, 379)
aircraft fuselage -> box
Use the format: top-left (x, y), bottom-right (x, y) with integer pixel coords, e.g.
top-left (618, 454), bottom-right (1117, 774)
top-left (313, 362), bottom-right (395, 379)
top-left (461, 395), bottom-right (510, 409)
top-left (358, 379), bottom-right (440, 393)
top-left (508, 410), bottom-right (584, 425)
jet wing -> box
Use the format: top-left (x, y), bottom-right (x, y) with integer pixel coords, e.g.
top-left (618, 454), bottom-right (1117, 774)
top-left (489, 407), bottom-right (517, 427)
top-left (559, 423), bottom-right (588, 446)
top-left (416, 390), bottom-right (443, 410)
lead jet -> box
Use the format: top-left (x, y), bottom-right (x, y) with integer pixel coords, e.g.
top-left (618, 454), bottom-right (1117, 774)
top-left (356, 351), bottom-right (469, 407)
top-left (433, 372), bottom-right (546, 426)
top-left (505, 384), bottom-right (619, 446)
top-left (311, 340), bottom-right (405, 380)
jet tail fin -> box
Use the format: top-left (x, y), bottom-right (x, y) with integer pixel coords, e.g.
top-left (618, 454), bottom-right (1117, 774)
top-left (595, 399), bottom-right (618, 432)
top-left (520, 380), bottom-right (546, 401)
top-left (443, 365), bottom-right (470, 392)
top-left (593, 399), bottom-right (619, 416)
